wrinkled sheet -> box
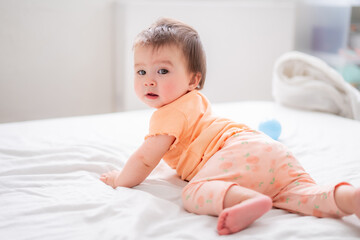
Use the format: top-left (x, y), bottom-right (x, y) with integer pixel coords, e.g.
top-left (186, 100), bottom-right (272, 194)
top-left (1, 101), bottom-right (360, 240)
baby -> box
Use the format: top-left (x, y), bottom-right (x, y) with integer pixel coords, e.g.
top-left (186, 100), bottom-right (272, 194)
top-left (100, 18), bottom-right (360, 235)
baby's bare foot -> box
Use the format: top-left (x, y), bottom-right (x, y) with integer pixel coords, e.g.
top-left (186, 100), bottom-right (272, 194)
top-left (100, 170), bottom-right (121, 188)
top-left (334, 185), bottom-right (360, 216)
top-left (217, 196), bottom-right (272, 235)
top-left (355, 188), bottom-right (360, 219)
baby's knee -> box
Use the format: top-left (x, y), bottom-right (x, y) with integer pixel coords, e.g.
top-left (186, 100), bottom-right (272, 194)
top-left (181, 184), bottom-right (203, 214)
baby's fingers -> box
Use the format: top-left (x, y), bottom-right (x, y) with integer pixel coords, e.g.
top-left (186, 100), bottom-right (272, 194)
top-left (99, 170), bottom-right (121, 188)
top-left (100, 175), bottom-right (108, 184)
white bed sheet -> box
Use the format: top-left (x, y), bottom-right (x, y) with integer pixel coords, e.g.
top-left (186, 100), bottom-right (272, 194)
top-left (1, 101), bottom-right (360, 240)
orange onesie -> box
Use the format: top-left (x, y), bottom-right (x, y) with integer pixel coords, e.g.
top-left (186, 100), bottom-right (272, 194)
top-left (146, 90), bottom-right (350, 218)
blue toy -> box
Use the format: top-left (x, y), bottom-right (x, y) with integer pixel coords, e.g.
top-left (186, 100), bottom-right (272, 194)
top-left (258, 119), bottom-right (282, 140)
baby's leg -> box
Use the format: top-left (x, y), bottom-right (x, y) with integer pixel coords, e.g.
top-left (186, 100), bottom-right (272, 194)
top-left (273, 180), bottom-right (352, 218)
top-left (182, 131), bottom-right (284, 235)
top-left (182, 180), bottom-right (272, 235)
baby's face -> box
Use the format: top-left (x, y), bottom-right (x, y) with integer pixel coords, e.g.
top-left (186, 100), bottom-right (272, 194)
top-left (133, 44), bottom-right (197, 108)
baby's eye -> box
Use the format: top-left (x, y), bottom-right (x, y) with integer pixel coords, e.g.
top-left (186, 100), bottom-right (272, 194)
top-left (158, 69), bottom-right (168, 74)
top-left (137, 70), bottom-right (146, 75)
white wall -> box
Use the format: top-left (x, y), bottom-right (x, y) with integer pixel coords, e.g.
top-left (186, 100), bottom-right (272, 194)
top-left (0, 0), bottom-right (116, 123)
top-left (117, 0), bottom-right (296, 110)
top-left (0, 0), bottom-right (296, 123)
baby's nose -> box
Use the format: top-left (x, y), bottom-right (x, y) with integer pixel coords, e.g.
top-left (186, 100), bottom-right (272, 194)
top-left (144, 79), bottom-right (156, 87)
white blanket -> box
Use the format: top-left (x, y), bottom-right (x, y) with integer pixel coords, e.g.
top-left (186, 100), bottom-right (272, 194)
top-left (272, 51), bottom-right (360, 121)
top-left (1, 102), bottom-right (360, 239)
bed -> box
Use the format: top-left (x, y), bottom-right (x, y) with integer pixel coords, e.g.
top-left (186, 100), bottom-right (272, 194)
top-left (1, 101), bottom-right (360, 239)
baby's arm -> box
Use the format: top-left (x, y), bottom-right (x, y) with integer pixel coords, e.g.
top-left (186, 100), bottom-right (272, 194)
top-left (100, 134), bottom-right (175, 188)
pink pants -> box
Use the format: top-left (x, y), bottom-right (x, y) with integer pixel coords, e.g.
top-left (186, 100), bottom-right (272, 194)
top-left (182, 130), bottom-right (349, 218)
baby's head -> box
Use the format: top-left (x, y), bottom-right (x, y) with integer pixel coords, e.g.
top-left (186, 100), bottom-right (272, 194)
top-left (134, 18), bottom-right (206, 90)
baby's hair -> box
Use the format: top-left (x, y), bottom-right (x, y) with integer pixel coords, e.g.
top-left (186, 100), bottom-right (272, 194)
top-left (134, 18), bottom-right (207, 90)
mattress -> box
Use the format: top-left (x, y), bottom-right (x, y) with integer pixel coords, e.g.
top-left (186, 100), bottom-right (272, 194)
top-left (1, 101), bottom-right (360, 239)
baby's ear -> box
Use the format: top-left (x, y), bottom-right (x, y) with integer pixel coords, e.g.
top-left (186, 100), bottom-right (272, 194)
top-left (189, 72), bottom-right (202, 90)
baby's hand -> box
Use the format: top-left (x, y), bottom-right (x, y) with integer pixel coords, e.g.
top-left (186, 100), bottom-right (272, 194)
top-left (100, 170), bottom-right (121, 188)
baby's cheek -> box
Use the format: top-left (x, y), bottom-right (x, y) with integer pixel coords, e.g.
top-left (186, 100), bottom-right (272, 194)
top-left (161, 82), bottom-right (179, 98)
top-left (134, 81), bottom-right (143, 97)
top-left (161, 83), bottom-right (171, 92)
top-left (159, 79), bottom-right (190, 105)
top-left (163, 81), bottom-right (177, 91)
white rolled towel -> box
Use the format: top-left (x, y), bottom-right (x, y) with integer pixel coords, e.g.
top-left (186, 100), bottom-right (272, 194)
top-left (272, 51), bottom-right (360, 121)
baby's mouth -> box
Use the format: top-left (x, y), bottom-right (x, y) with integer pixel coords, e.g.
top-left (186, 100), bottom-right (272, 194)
top-left (146, 93), bottom-right (159, 99)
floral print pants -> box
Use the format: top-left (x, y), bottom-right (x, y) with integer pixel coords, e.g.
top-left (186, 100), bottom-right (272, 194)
top-left (182, 131), bottom-right (349, 218)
